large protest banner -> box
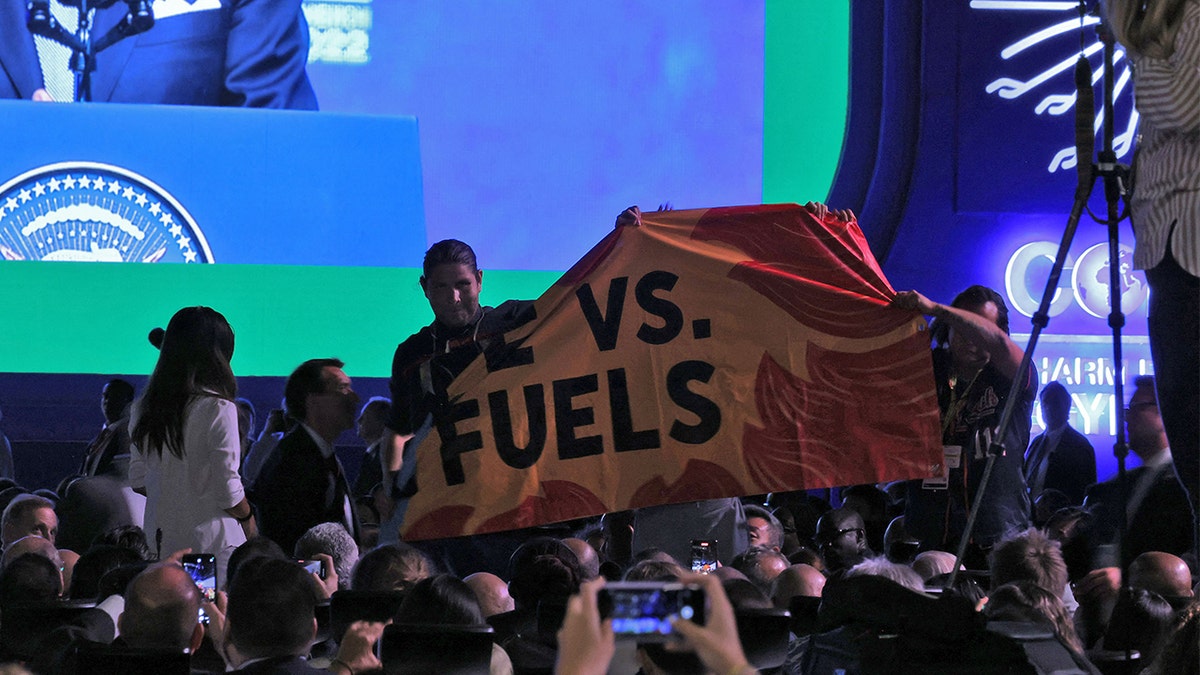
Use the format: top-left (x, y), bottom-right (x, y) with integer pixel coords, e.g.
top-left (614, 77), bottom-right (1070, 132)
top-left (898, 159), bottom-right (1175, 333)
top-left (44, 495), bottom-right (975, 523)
top-left (401, 204), bottom-right (941, 540)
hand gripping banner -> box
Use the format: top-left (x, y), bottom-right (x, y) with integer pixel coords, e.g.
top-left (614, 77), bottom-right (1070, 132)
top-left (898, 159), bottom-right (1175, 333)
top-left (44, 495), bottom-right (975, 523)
top-left (401, 204), bottom-right (941, 540)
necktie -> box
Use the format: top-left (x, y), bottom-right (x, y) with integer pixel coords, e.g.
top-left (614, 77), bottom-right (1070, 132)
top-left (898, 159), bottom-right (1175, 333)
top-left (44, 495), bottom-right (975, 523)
top-left (32, 1), bottom-right (84, 102)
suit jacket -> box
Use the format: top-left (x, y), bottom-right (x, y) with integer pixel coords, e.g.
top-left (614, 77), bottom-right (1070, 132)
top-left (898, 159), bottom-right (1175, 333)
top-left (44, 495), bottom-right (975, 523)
top-left (0, 0), bottom-right (316, 108)
top-left (1024, 425), bottom-right (1096, 504)
top-left (251, 427), bottom-right (357, 555)
top-left (1084, 463), bottom-right (1194, 558)
top-left (81, 417), bottom-right (131, 478)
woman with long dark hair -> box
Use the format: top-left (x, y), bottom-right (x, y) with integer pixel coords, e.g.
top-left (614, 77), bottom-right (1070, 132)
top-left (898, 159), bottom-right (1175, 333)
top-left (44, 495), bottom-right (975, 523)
top-left (130, 307), bottom-right (255, 580)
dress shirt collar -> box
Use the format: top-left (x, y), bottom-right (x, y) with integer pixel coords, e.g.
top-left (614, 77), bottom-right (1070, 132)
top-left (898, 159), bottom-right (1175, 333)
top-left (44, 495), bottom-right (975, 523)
top-left (300, 422), bottom-right (335, 459)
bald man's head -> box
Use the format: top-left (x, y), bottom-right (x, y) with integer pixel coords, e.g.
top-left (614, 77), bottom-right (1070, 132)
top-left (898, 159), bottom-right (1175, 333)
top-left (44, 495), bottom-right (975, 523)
top-left (1130, 552), bottom-right (1194, 601)
top-left (772, 563), bottom-right (826, 608)
top-left (463, 572), bottom-right (514, 618)
top-left (1, 535), bottom-right (62, 573)
top-left (562, 538), bottom-right (600, 580)
top-left (912, 551), bottom-right (959, 582)
top-left (119, 563), bottom-right (203, 653)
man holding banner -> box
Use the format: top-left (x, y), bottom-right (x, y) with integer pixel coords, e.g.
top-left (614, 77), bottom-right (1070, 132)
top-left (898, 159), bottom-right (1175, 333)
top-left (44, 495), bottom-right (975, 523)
top-left (891, 285), bottom-right (1033, 568)
top-left (390, 203), bottom-right (943, 550)
top-left (378, 239), bottom-right (536, 553)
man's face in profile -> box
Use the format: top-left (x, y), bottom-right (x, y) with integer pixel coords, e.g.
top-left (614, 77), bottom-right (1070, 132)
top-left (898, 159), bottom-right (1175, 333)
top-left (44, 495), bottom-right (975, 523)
top-left (423, 263), bottom-right (482, 329)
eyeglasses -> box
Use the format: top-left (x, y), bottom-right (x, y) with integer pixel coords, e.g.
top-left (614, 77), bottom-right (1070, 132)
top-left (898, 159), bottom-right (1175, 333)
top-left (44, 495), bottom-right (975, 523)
top-left (819, 527), bottom-right (865, 546)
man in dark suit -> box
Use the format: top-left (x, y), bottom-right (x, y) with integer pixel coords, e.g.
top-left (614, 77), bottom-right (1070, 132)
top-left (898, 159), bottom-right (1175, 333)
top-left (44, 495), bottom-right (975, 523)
top-left (251, 359), bottom-right (360, 556)
top-left (0, 0), bottom-right (317, 108)
top-left (81, 379), bottom-right (135, 479)
top-left (1024, 381), bottom-right (1096, 505)
top-left (1084, 375), bottom-right (1193, 559)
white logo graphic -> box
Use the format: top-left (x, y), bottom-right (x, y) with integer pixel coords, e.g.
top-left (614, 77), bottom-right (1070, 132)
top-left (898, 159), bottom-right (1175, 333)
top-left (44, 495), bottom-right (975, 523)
top-left (971, 0), bottom-right (1138, 173)
top-left (0, 162), bottom-right (212, 263)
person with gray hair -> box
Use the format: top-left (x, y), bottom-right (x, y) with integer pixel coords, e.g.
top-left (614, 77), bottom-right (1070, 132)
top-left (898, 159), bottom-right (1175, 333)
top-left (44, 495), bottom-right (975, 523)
top-left (294, 522), bottom-right (358, 591)
top-left (744, 504), bottom-right (784, 551)
top-left (844, 556), bottom-right (926, 594)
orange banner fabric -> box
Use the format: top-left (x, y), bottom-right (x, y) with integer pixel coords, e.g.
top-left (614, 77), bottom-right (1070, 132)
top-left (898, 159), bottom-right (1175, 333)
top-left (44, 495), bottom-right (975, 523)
top-left (401, 204), bottom-right (941, 540)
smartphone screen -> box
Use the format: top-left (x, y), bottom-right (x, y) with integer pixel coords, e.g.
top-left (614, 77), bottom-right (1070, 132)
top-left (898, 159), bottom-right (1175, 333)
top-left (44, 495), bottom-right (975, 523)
top-left (298, 558), bottom-right (326, 579)
top-left (599, 582), bottom-right (706, 641)
top-left (690, 539), bottom-right (717, 574)
top-left (181, 553), bottom-right (217, 603)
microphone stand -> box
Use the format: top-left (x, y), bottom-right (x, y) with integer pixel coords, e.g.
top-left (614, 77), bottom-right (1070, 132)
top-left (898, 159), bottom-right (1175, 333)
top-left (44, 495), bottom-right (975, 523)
top-left (947, 3), bottom-right (1132, 597)
top-left (26, 0), bottom-right (155, 103)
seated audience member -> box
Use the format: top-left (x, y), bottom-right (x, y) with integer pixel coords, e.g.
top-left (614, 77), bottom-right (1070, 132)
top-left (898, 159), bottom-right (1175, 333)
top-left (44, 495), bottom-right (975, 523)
top-left (1141, 600), bottom-right (1200, 675)
top-left (624, 559), bottom-right (686, 582)
top-left (989, 528), bottom-right (1069, 599)
top-left (225, 536), bottom-right (288, 590)
top-left (730, 546), bottom-right (790, 593)
top-left (1095, 588), bottom-right (1175, 667)
top-left (92, 524), bottom-right (154, 561)
top-left (66, 544), bottom-right (143, 600)
top-left (984, 581), bottom-right (1087, 660)
top-left (840, 484), bottom-right (893, 555)
top-left (464, 572), bottom-right (515, 618)
top-left (629, 547), bottom-right (679, 567)
top-left (562, 537), bottom-right (601, 580)
top-left (1130, 551), bottom-right (1195, 610)
top-left (1075, 552), bottom-right (1195, 648)
top-left (0, 553), bottom-right (69, 661)
top-left (54, 477), bottom-right (143, 555)
top-left (555, 573), bottom-right (760, 675)
top-left (295, 522), bottom-right (359, 592)
top-left (911, 550), bottom-right (958, 583)
top-left (491, 537), bottom-right (585, 673)
top-left (771, 564), bottom-right (826, 609)
top-left (223, 557), bottom-right (381, 674)
top-left (843, 556), bottom-right (926, 594)
top-left (744, 505), bottom-right (785, 551)
top-left (814, 507), bottom-right (869, 575)
top-left (1, 494), bottom-right (57, 547)
top-left (118, 562), bottom-right (205, 654)
top-left (1032, 489), bottom-right (1072, 527)
top-left (350, 542), bottom-right (434, 593)
top-left (0, 552), bottom-right (114, 670)
top-left (1, 535), bottom-right (64, 575)
top-left (393, 574), bottom-right (514, 674)
top-left (881, 516), bottom-right (921, 564)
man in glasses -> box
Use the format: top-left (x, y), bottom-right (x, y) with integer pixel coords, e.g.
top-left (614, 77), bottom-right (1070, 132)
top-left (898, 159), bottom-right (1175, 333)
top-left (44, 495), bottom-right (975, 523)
top-left (814, 508), bottom-right (870, 575)
top-left (1084, 375), bottom-right (1193, 560)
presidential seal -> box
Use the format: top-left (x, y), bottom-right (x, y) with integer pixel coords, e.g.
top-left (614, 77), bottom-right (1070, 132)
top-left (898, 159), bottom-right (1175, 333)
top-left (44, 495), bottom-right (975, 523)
top-left (0, 161), bottom-right (212, 263)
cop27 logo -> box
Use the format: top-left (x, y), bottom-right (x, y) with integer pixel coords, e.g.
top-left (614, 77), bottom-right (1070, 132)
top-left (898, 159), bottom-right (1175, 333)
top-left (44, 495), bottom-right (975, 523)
top-left (971, 0), bottom-right (1137, 172)
top-left (0, 162), bottom-right (212, 263)
top-left (1006, 240), bottom-right (1148, 319)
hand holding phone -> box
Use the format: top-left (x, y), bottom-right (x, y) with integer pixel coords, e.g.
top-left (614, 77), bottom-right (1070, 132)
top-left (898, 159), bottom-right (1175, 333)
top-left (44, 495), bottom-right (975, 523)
top-left (298, 558), bottom-right (327, 580)
top-left (690, 539), bottom-right (717, 574)
top-left (597, 581), bottom-right (706, 641)
top-left (181, 553), bottom-right (216, 625)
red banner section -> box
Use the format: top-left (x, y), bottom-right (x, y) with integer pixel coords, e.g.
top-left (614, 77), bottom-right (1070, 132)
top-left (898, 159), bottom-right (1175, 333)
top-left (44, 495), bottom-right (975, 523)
top-left (401, 204), bottom-right (941, 540)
